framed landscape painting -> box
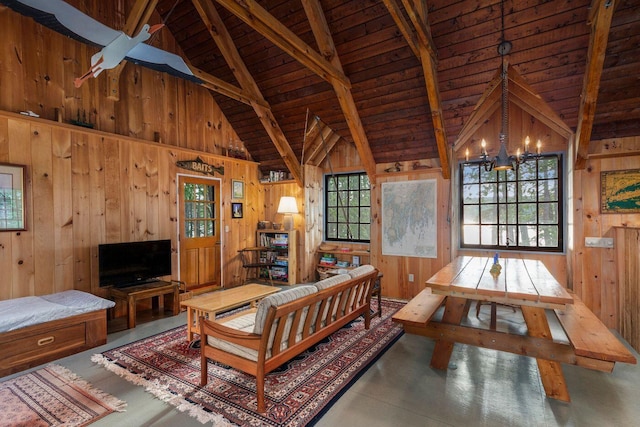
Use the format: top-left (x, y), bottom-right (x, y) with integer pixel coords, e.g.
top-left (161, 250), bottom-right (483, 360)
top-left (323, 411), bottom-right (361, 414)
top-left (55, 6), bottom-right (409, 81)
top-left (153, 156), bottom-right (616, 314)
top-left (601, 169), bottom-right (640, 213)
top-left (0, 163), bottom-right (26, 231)
top-left (232, 180), bottom-right (244, 199)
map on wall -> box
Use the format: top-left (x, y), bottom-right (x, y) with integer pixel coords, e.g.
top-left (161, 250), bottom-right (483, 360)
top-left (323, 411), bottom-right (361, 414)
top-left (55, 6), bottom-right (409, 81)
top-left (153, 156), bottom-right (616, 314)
top-left (381, 179), bottom-right (437, 258)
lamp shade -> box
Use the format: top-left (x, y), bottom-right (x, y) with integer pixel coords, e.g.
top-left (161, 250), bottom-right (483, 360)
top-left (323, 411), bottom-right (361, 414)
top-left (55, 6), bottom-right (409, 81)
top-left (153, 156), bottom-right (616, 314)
top-left (277, 196), bottom-right (299, 214)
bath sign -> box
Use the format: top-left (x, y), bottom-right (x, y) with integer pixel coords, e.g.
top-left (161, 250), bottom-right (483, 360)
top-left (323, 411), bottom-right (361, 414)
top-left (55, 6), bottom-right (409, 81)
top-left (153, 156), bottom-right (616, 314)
top-left (176, 157), bottom-right (224, 176)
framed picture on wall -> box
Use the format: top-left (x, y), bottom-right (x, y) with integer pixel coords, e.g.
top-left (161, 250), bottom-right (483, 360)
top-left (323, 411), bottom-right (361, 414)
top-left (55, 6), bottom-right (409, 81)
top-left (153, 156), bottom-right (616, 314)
top-left (232, 180), bottom-right (244, 199)
top-left (601, 169), bottom-right (640, 213)
top-left (232, 202), bottom-right (243, 218)
top-left (0, 163), bottom-right (26, 231)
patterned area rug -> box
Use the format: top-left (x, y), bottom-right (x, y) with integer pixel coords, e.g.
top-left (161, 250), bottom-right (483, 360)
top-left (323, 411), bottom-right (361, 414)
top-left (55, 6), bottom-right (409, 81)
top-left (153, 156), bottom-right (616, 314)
top-left (92, 299), bottom-right (404, 426)
top-left (0, 364), bottom-right (126, 426)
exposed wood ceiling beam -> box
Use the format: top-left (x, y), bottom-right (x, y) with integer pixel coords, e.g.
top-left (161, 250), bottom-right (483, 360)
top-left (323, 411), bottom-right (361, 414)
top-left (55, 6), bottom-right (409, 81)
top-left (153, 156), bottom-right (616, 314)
top-left (383, 0), bottom-right (450, 179)
top-left (380, 0), bottom-right (420, 58)
top-left (103, 0), bottom-right (259, 108)
top-left (215, 0), bottom-right (351, 89)
top-left (302, 0), bottom-right (377, 183)
top-left (575, 0), bottom-right (616, 169)
top-left (189, 66), bottom-right (266, 107)
top-left (309, 132), bottom-right (341, 166)
top-left (303, 120), bottom-right (339, 165)
top-left (192, 0), bottom-right (301, 185)
top-left (107, 0), bottom-right (158, 100)
top-left (508, 68), bottom-right (573, 140)
top-left (455, 65), bottom-right (573, 152)
top-left (400, 0), bottom-right (437, 59)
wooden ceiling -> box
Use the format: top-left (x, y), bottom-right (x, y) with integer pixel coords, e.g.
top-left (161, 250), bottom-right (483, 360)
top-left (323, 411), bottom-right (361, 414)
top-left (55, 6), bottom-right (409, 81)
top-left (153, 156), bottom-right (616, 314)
top-left (126, 1), bottom-right (640, 179)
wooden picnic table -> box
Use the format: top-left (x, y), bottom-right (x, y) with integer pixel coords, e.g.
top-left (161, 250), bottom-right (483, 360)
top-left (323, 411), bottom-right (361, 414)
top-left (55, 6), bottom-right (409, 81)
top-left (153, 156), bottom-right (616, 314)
top-left (393, 256), bottom-right (636, 403)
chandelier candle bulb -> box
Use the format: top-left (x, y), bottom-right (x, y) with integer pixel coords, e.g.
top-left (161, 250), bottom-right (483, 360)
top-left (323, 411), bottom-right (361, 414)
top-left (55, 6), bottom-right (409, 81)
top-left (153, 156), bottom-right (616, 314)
top-left (465, 148), bottom-right (469, 162)
top-left (537, 140), bottom-right (542, 154)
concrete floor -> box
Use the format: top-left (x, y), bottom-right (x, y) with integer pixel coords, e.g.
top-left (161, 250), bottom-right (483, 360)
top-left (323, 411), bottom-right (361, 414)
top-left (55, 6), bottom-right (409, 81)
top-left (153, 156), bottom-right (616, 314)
top-left (4, 304), bottom-right (640, 427)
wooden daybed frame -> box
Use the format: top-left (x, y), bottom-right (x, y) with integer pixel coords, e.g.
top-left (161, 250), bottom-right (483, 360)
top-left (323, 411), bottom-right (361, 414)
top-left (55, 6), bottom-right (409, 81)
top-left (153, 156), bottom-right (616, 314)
top-left (0, 292), bottom-right (112, 377)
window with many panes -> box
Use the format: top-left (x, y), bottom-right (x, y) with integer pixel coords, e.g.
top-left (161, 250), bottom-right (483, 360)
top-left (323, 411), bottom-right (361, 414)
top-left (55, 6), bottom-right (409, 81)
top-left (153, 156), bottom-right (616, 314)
top-left (460, 154), bottom-right (563, 251)
top-left (183, 182), bottom-right (217, 238)
top-left (324, 172), bottom-right (371, 242)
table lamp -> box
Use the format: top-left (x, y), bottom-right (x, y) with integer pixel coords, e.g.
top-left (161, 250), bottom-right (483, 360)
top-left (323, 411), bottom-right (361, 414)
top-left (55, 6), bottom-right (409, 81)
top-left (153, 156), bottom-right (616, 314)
top-left (277, 196), bottom-right (298, 230)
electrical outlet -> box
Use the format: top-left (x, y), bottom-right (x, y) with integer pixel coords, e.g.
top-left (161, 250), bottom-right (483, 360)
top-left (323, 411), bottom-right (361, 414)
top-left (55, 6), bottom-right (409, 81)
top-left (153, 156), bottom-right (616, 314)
top-left (408, 274), bottom-right (414, 282)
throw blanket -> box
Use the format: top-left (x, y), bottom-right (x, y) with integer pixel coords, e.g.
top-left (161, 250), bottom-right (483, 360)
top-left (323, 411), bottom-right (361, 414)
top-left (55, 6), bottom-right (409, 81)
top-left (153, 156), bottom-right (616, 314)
top-left (0, 290), bottom-right (114, 333)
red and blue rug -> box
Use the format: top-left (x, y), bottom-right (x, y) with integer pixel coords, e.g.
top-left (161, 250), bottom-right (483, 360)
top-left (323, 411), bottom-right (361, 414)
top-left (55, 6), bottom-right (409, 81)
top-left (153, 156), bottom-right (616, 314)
top-left (93, 299), bottom-right (404, 426)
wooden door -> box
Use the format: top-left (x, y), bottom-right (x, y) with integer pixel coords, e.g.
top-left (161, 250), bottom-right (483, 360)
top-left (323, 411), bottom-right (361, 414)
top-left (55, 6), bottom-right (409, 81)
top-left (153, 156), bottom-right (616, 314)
top-left (179, 176), bottom-right (221, 290)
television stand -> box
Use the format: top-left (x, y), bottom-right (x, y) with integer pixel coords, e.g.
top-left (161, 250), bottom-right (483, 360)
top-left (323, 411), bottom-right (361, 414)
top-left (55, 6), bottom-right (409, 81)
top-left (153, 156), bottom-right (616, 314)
top-left (109, 281), bottom-right (179, 329)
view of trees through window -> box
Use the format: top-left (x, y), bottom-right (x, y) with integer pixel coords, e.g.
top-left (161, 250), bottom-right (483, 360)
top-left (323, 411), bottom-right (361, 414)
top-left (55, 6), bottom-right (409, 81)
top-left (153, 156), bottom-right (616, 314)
top-left (324, 172), bottom-right (371, 242)
top-left (183, 182), bottom-right (217, 238)
top-left (460, 154), bottom-right (563, 251)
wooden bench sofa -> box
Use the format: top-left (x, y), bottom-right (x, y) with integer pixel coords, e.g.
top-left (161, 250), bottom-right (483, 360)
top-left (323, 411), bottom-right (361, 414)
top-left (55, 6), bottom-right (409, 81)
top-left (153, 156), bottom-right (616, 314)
top-left (200, 265), bottom-right (379, 412)
top-left (393, 288), bottom-right (636, 372)
top-left (0, 290), bottom-right (115, 377)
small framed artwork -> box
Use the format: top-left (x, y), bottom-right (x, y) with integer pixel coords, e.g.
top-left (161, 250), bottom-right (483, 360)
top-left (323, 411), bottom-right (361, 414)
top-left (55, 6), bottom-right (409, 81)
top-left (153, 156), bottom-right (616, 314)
top-left (601, 169), bottom-right (640, 213)
top-left (0, 163), bottom-right (26, 231)
top-left (232, 202), bottom-right (243, 218)
top-left (232, 180), bottom-right (244, 199)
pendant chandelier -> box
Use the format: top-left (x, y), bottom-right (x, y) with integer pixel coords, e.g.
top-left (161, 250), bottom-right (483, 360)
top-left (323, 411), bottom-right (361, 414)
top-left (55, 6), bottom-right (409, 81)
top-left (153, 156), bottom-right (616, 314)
top-left (467, 0), bottom-right (542, 172)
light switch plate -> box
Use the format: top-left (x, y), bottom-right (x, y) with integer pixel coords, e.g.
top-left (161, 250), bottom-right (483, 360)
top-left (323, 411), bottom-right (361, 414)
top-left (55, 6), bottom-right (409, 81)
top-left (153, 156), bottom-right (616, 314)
top-left (585, 237), bottom-right (614, 248)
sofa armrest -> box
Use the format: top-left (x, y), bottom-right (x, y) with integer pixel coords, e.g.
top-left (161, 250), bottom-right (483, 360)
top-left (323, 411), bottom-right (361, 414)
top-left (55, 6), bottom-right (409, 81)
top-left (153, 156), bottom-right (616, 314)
top-left (200, 316), bottom-right (262, 350)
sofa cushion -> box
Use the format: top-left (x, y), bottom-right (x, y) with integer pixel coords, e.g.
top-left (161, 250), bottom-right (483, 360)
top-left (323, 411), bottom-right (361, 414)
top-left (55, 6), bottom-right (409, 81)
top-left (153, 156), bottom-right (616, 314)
top-left (348, 264), bottom-right (375, 278)
top-left (313, 274), bottom-right (351, 291)
top-left (209, 312), bottom-right (260, 361)
top-left (253, 285), bottom-right (317, 334)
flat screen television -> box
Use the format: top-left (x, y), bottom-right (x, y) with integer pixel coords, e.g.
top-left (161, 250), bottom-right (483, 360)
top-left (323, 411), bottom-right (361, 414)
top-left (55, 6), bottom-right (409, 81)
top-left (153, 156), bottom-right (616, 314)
top-left (98, 239), bottom-right (172, 288)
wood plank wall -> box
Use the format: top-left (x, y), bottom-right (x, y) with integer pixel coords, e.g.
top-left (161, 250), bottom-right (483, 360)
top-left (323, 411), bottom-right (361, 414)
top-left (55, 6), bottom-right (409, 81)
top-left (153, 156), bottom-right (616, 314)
top-left (573, 137), bottom-right (640, 328)
top-left (0, 111), bottom-right (263, 300)
top-left (0, 1), bottom-right (240, 157)
top-left (315, 140), bottom-right (451, 299)
top-left (615, 227), bottom-right (640, 351)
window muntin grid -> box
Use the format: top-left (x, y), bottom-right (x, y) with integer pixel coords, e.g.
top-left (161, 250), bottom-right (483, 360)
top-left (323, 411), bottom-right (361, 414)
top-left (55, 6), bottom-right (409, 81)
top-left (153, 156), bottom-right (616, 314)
top-left (324, 172), bottom-right (371, 242)
top-left (459, 154), bottom-right (563, 251)
top-left (183, 182), bottom-right (217, 238)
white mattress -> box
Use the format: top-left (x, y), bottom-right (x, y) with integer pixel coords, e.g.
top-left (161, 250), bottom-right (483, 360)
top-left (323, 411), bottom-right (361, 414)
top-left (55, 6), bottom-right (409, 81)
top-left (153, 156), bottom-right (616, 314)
top-left (0, 290), bottom-right (115, 333)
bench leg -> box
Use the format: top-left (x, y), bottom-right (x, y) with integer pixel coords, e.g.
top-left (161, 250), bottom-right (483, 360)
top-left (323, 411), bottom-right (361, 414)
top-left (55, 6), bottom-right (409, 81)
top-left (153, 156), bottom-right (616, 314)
top-left (521, 306), bottom-right (570, 402)
top-left (431, 296), bottom-right (467, 370)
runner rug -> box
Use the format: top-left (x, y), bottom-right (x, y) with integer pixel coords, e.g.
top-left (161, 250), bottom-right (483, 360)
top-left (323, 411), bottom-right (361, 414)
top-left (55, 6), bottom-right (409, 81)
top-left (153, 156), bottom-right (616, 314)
top-left (0, 364), bottom-right (126, 426)
top-left (92, 299), bottom-right (404, 426)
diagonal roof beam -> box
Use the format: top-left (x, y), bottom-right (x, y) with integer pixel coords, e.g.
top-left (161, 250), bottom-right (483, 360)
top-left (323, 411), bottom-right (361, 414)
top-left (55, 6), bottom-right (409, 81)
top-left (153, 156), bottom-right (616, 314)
top-left (381, 0), bottom-right (420, 58)
top-left (215, 0), bottom-right (350, 89)
top-left (104, 0), bottom-right (258, 107)
top-left (383, 0), bottom-right (450, 178)
top-left (107, 0), bottom-right (158, 100)
top-left (400, 0), bottom-right (437, 59)
top-left (188, 65), bottom-right (265, 107)
top-left (575, 0), bottom-right (616, 169)
top-left (302, 0), bottom-right (377, 183)
top-left (192, 0), bottom-right (302, 185)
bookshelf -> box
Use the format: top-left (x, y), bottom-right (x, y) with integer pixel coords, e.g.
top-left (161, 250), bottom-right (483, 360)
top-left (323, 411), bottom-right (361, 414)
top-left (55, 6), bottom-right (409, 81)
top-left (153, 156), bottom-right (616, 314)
top-left (256, 229), bottom-right (297, 285)
top-left (316, 247), bottom-right (370, 279)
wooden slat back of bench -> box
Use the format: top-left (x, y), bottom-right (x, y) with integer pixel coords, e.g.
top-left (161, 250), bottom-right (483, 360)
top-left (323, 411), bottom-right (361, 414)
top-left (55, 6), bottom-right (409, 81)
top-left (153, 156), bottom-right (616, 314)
top-left (392, 289), bottom-right (445, 327)
top-left (555, 294), bottom-right (637, 364)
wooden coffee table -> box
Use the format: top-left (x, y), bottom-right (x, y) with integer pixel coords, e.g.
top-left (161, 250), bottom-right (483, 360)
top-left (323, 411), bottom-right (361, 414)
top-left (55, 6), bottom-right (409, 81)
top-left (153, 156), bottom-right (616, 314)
top-left (180, 283), bottom-right (279, 342)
